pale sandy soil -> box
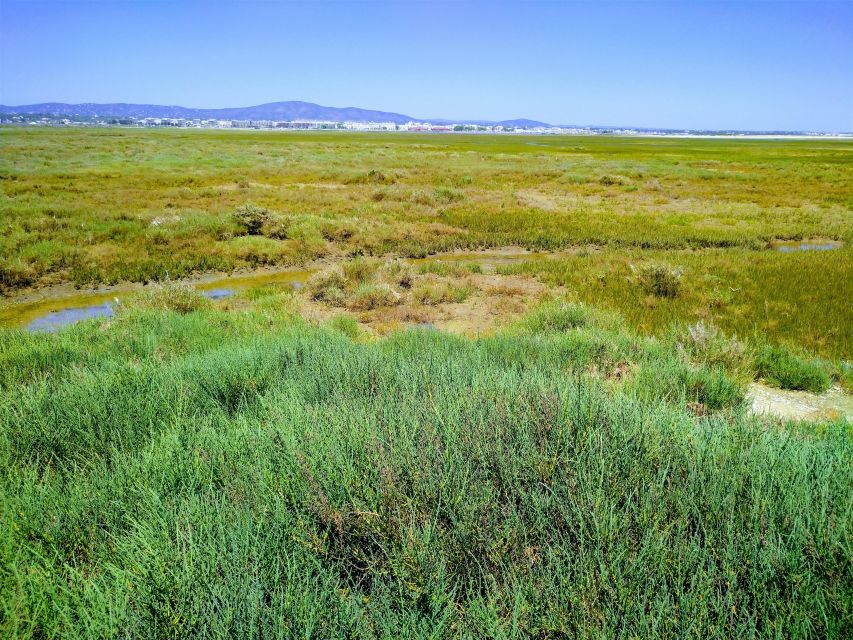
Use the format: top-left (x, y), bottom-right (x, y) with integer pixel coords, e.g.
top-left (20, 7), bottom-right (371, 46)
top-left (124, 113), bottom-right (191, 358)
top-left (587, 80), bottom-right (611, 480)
top-left (749, 383), bottom-right (853, 422)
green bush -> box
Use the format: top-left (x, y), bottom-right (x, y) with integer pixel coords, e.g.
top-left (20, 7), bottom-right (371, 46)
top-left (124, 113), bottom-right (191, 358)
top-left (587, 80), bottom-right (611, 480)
top-left (634, 262), bottom-right (683, 298)
top-left (232, 203), bottom-right (271, 235)
top-left (307, 266), bottom-right (347, 303)
top-left (839, 361), bottom-right (853, 392)
top-left (432, 186), bottom-right (464, 203)
top-left (678, 320), bottom-right (748, 375)
top-left (411, 278), bottom-right (473, 305)
top-left (327, 315), bottom-right (362, 339)
top-left (228, 235), bottom-right (291, 267)
top-left (0, 311), bottom-right (849, 637)
top-left (599, 174), bottom-right (625, 186)
top-left (262, 215), bottom-right (291, 240)
top-left (519, 301), bottom-right (590, 333)
top-left (346, 283), bottom-right (400, 310)
top-left (120, 281), bottom-right (211, 314)
top-left (342, 257), bottom-right (378, 284)
top-left (318, 219), bottom-right (356, 242)
top-left (410, 189), bottom-right (435, 206)
top-left (632, 347), bottom-right (745, 412)
top-left (380, 259), bottom-right (415, 289)
top-left (755, 345), bottom-right (831, 392)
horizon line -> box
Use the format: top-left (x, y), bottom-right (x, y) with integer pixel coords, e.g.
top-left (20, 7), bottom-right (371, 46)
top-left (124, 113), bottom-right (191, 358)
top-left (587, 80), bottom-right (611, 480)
top-left (1, 99), bottom-right (851, 135)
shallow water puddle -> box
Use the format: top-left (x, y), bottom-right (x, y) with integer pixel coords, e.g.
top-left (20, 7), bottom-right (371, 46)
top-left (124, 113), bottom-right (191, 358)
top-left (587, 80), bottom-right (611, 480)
top-left (11, 271), bottom-right (312, 332)
top-left (201, 288), bottom-right (235, 300)
top-left (27, 302), bottom-right (116, 333)
top-left (7, 254), bottom-right (539, 332)
top-left (771, 240), bottom-right (842, 252)
top-left (22, 288), bottom-right (239, 332)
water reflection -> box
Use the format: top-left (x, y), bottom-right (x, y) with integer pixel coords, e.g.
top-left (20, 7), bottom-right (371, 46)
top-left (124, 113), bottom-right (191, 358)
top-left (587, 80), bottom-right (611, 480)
top-left (772, 240), bottom-right (841, 252)
top-left (27, 303), bottom-right (115, 332)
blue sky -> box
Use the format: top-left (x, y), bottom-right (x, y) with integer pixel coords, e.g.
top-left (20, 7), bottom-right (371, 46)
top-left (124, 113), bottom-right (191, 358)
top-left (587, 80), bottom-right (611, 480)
top-left (1, 0), bottom-right (851, 131)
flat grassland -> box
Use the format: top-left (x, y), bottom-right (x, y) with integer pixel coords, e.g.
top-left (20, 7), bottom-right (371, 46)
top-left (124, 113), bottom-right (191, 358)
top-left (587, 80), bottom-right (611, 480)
top-left (1, 129), bottom-right (852, 637)
top-left (2, 128), bottom-right (852, 356)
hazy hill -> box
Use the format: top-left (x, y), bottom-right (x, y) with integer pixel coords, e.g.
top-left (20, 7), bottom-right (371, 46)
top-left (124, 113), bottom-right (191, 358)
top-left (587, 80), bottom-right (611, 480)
top-left (0, 100), bottom-right (554, 126)
top-left (0, 101), bottom-right (415, 123)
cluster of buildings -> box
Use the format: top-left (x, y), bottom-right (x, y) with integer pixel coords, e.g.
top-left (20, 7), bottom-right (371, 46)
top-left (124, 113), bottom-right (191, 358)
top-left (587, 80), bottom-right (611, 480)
top-left (120, 118), bottom-right (572, 134)
top-left (0, 113), bottom-right (579, 134)
top-left (3, 113), bottom-right (847, 137)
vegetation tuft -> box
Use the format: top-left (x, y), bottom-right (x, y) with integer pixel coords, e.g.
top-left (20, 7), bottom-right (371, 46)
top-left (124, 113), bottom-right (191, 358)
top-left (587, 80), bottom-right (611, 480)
top-left (755, 344), bottom-right (832, 392)
top-left (634, 262), bottom-right (683, 298)
top-left (232, 202), bottom-right (272, 235)
top-left (120, 281), bottom-right (211, 314)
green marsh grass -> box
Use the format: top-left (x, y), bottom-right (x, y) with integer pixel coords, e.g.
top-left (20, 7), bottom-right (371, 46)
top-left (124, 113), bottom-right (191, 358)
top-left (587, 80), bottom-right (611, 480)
top-left (2, 128), bottom-right (851, 357)
top-left (498, 247), bottom-right (853, 359)
top-left (0, 297), bottom-right (850, 637)
top-left (755, 344), bottom-right (832, 392)
top-left (2, 128), bottom-right (852, 292)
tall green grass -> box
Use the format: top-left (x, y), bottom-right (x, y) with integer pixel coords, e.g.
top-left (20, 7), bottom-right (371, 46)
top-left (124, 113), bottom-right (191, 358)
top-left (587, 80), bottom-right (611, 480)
top-left (1, 301), bottom-right (850, 638)
top-left (498, 247), bottom-right (853, 359)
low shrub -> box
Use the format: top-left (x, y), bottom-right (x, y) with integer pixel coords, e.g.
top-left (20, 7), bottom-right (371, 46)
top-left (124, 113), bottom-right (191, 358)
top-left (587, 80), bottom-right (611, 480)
top-left (232, 203), bottom-right (271, 236)
top-left (346, 283), bottom-right (400, 311)
top-left (410, 189), bottom-right (435, 206)
top-left (327, 314), bottom-right (362, 339)
top-left (342, 257), bottom-right (378, 284)
top-left (839, 361), bottom-right (853, 392)
top-left (0, 261), bottom-right (36, 293)
top-left (679, 321), bottom-right (747, 374)
top-left (633, 262), bottom-right (683, 298)
top-left (307, 267), bottom-right (347, 302)
top-left (417, 260), bottom-right (475, 278)
top-left (433, 186), bottom-right (464, 203)
top-left (0, 299), bottom-right (849, 637)
top-left (120, 281), bottom-right (211, 314)
top-left (318, 219), bottom-right (356, 242)
top-left (347, 169), bottom-right (394, 185)
top-left (599, 174), bottom-right (624, 186)
top-left (755, 345), bottom-right (831, 392)
top-left (380, 260), bottom-right (415, 289)
top-left (263, 216), bottom-right (291, 240)
top-left (228, 235), bottom-right (291, 267)
top-left (412, 278), bottom-right (473, 305)
top-left (632, 346), bottom-right (745, 412)
top-left (520, 301), bottom-right (590, 333)
top-left (683, 366), bottom-right (745, 411)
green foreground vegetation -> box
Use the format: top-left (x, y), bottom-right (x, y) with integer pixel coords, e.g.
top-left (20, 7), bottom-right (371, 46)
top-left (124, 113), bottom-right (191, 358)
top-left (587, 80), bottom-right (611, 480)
top-left (1, 288), bottom-right (851, 637)
top-left (1, 130), bottom-right (852, 637)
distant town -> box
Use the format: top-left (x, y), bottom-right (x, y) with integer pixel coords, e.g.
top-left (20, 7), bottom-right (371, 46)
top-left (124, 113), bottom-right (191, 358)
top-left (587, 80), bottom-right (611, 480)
top-left (0, 113), bottom-right (576, 133)
top-left (1, 111), bottom-right (849, 138)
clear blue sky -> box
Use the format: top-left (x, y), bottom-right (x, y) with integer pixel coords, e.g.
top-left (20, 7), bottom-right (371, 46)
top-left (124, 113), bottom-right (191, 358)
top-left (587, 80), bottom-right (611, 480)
top-left (1, 0), bottom-right (851, 131)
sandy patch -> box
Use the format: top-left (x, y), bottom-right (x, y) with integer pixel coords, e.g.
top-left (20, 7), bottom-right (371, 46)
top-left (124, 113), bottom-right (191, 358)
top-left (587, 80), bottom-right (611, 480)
top-left (749, 383), bottom-right (853, 422)
top-left (516, 189), bottom-right (560, 211)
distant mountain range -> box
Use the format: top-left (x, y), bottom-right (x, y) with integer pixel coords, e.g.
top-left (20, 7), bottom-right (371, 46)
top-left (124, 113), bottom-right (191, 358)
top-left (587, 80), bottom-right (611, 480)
top-left (0, 100), bottom-right (553, 127)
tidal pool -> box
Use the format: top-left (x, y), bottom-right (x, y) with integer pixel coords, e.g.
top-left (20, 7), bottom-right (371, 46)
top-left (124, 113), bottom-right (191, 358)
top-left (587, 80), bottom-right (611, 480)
top-left (10, 242), bottom-right (837, 332)
top-left (9, 270), bottom-right (312, 332)
top-left (771, 240), bottom-right (842, 252)
top-left (27, 302), bottom-right (116, 333)
top-left (6, 253), bottom-right (542, 332)
top-left (22, 288), bottom-right (240, 332)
